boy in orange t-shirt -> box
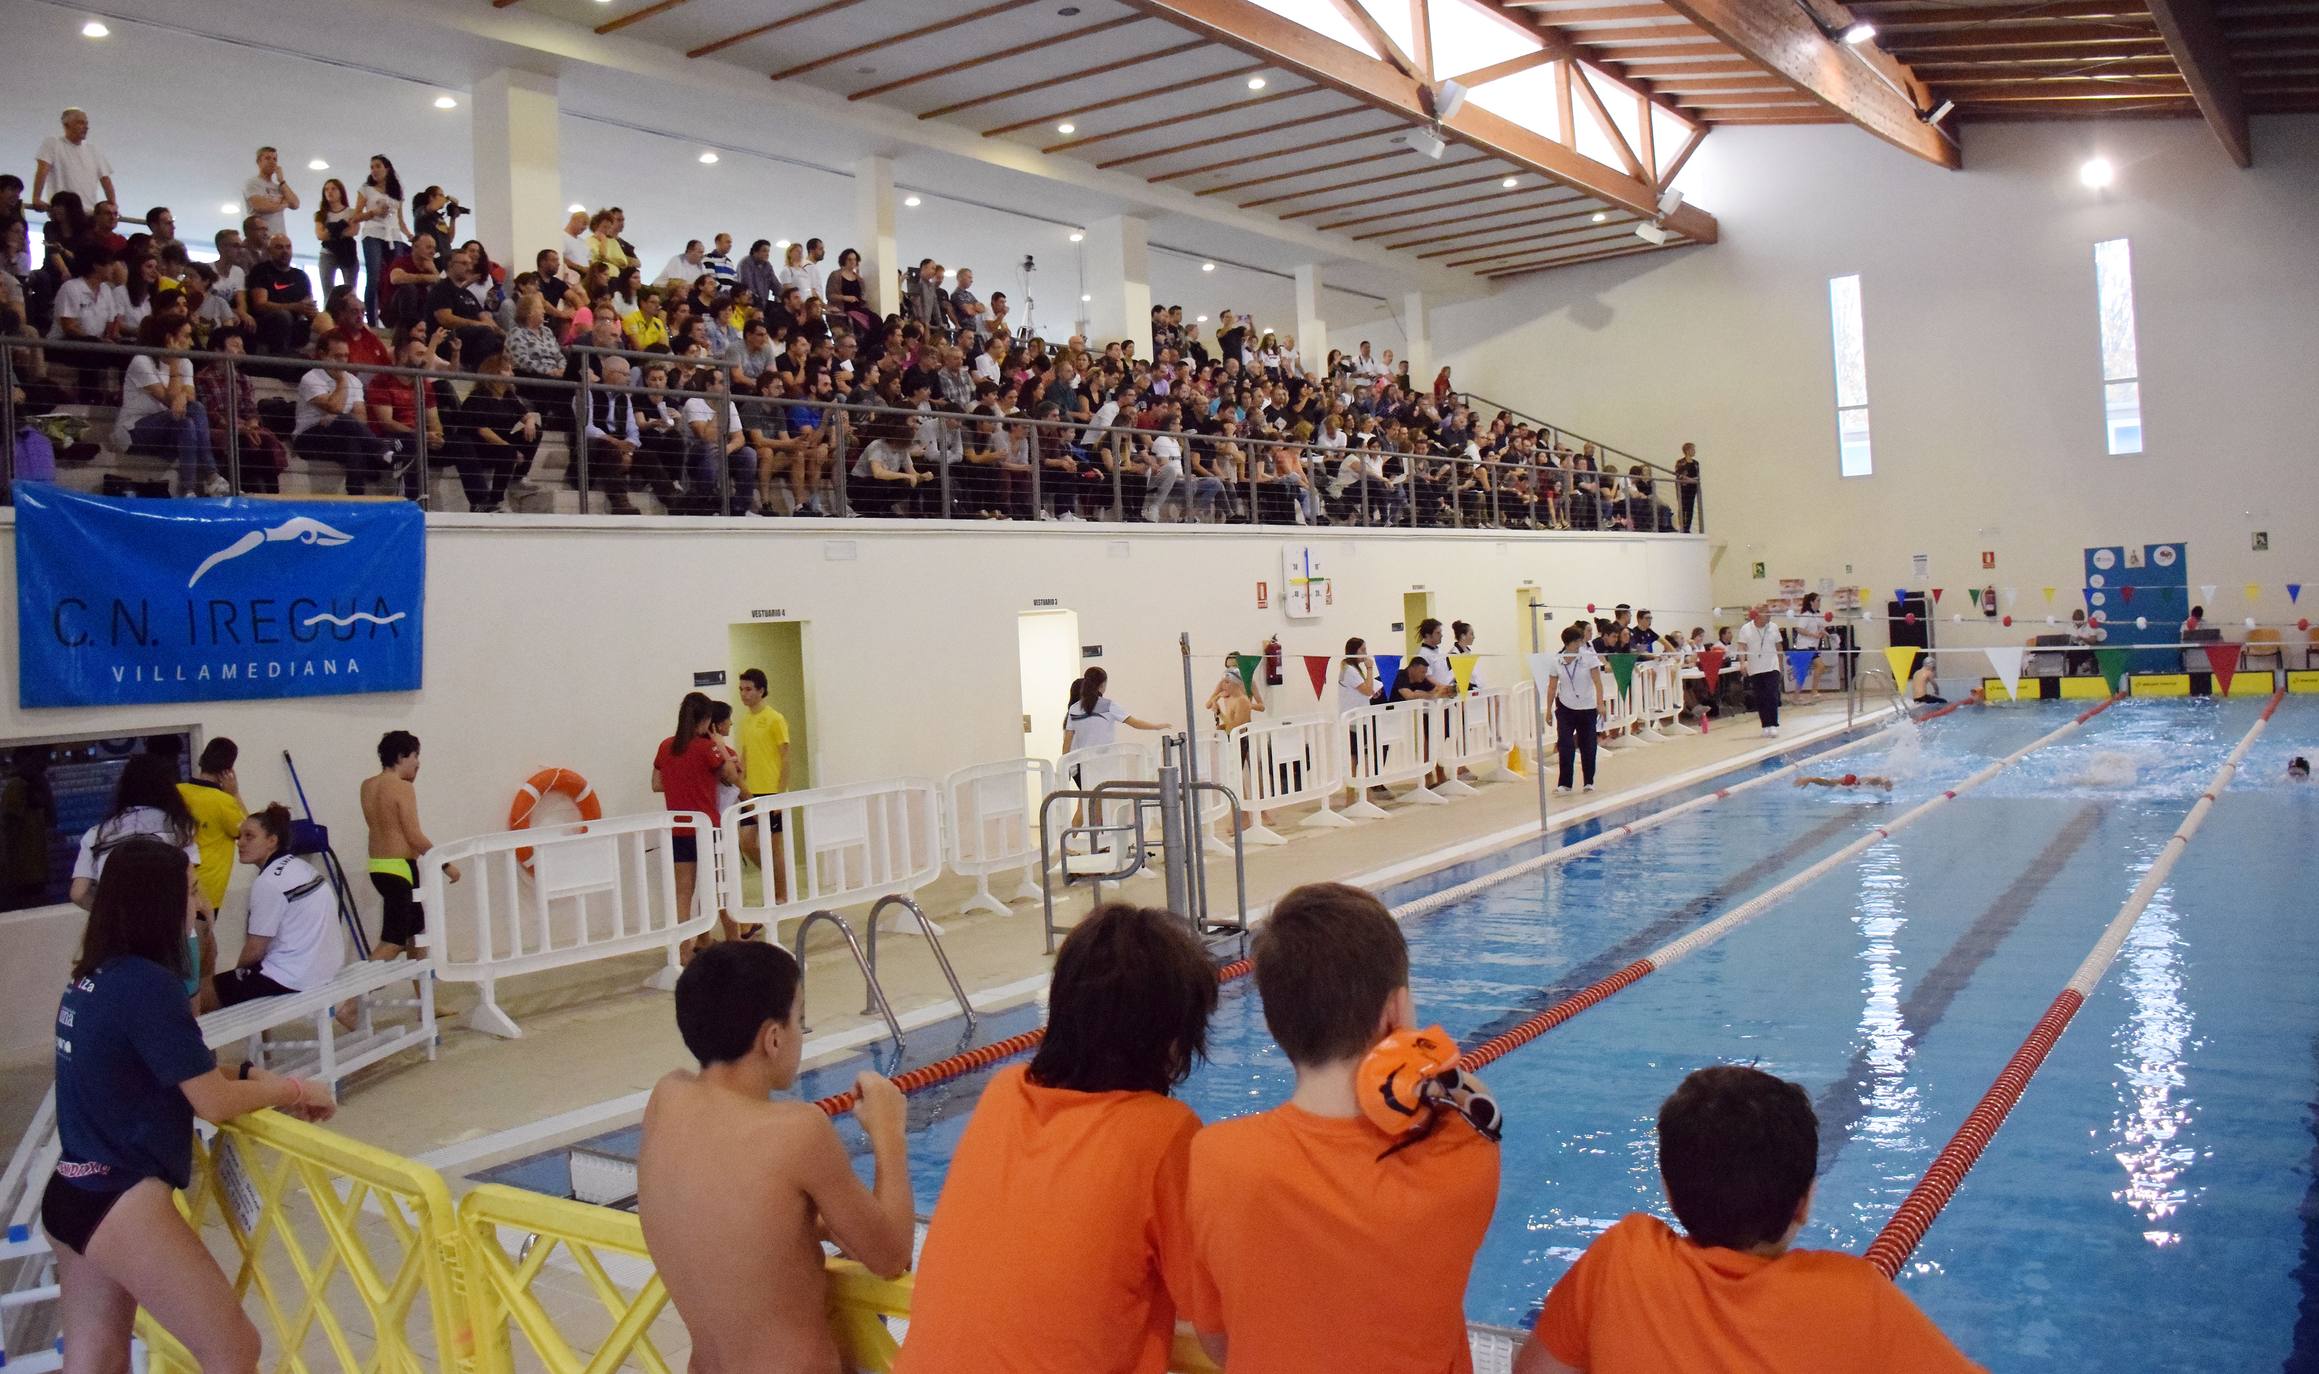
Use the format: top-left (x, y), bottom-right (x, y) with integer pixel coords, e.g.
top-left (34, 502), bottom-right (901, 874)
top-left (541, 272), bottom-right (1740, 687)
top-left (1185, 882), bottom-right (1500, 1371)
top-left (1516, 1065), bottom-right (1985, 1374)
top-left (898, 904), bottom-right (1220, 1374)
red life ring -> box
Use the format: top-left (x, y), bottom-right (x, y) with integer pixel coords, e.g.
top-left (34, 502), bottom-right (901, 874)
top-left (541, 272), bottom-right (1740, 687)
top-left (510, 768), bottom-right (602, 865)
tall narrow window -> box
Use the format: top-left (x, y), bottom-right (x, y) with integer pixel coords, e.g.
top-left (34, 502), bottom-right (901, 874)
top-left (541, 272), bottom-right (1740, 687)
top-left (2093, 238), bottom-right (2143, 455)
top-left (1827, 273), bottom-right (1872, 477)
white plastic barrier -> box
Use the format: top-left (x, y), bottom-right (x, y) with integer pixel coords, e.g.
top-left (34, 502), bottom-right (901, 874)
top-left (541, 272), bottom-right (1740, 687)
top-left (725, 777), bottom-right (945, 935)
top-left (1599, 665), bottom-right (1644, 749)
top-left (422, 811), bottom-right (716, 1040)
top-left (943, 757), bottom-right (1052, 918)
top-left (1341, 701), bottom-right (1441, 819)
top-left (1217, 714), bottom-right (1352, 843)
top-left (1480, 682), bottom-right (1539, 771)
top-left (1418, 696), bottom-right (1482, 797)
top-left (1057, 740), bottom-right (1158, 873)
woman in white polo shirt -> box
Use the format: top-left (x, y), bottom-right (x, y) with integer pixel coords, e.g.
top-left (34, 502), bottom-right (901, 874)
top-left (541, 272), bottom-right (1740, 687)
top-left (207, 805), bottom-right (344, 1010)
top-left (1061, 668), bottom-right (1170, 755)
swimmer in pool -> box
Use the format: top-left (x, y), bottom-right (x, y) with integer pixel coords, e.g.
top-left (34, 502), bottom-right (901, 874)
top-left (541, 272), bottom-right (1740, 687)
top-left (1795, 774), bottom-right (1894, 791)
top-left (2292, 756), bottom-right (2310, 781)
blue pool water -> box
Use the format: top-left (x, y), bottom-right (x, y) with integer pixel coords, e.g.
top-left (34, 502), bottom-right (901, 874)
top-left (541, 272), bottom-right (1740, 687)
top-left (484, 700), bottom-right (2319, 1371)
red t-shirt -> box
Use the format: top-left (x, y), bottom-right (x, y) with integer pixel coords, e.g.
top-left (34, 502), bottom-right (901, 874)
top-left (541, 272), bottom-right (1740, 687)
top-left (654, 735), bottom-right (722, 831)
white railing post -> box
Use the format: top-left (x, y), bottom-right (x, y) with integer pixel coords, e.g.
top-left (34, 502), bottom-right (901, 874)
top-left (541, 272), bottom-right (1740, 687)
top-left (943, 758), bottom-right (1053, 918)
top-left (722, 778), bottom-right (946, 937)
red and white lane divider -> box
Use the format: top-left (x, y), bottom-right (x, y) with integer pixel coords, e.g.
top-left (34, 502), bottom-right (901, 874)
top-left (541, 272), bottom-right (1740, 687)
top-left (1863, 689), bottom-right (2287, 1278)
top-left (1458, 694), bottom-right (2123, 1073)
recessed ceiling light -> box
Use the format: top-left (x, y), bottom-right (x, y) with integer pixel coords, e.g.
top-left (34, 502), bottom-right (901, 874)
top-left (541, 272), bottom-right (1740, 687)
top-left (1202, 262), bottom-right (1216, 272)
top-left (219, 202), bottom-right (238, 214)
top-left (1059, 5), bottom-right (1081, 13)
top-left (1247, 77), bottom-right (1267, 90)
top-left (308, 159), bottom-right (330, 171)
top-left (1081, 293), bottom-right (1093, 302)
top-left (1068, 231), bottom-right (1085, 242)
top-left (81, 19), bottom-right (108, 37)
top-left (1501, 176), bottom-right (1519, 188)
top-left (567, 202), bottom-right (586, 213)
top-left (698, 150), bottom-right (719, 164)
top-left (434, 95), bottom-right (458, 110)
top-left (856, 65), bottom-right (876, 74)
top-left (1196, 315), bottom-right (1208, 323)
top-left (776, 239), bottom-right (791, 249)
top-left (1389, 135), bottom-right (1407, 145)
top-left (904, 195), bottom-right (923, 207)
top-left (2079, 156), bottom-right (2115, 188)
top-left (1057, 122), bottom-right (1076, 135)
top-left (1591, 212), bottom-right (1608, 223)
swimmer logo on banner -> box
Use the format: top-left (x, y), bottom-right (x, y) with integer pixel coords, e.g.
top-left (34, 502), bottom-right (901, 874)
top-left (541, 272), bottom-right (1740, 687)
top-left (13, 488), bottom-right (425, 707)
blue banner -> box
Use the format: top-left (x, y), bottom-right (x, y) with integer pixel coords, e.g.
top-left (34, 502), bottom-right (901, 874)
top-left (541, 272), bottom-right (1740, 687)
top-left (15, 490), bottom-right (424, 707)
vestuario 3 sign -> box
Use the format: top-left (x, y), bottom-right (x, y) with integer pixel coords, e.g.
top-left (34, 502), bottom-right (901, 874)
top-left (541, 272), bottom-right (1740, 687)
top-left (14, 489), bottom-right (425, 707)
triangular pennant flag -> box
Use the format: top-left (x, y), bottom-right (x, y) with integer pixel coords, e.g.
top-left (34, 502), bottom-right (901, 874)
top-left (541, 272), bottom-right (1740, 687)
top-left (1526, 652), bottom-right (1556, 697)
top-left (2200, 584), bottom-right (2217, 606)
top-left (1984, 645), bottom-right (2025, 700)
top-left (2291, 583), bottom-right (2304, 605)
top-left (1859, 586), bottom-right (1875, 608)
top-left (1372, 653), bottom-right (1402, 697)
top-left (1884, 646), bottom-right (1921, 686)
top-left (2245, 583), bottom-right (2262, 603)
top-left (1304, 655), bottom-right (1332, 699)
top-left (1233, 653), bottom-right (1260, 692)
top-left (1786, 649), bottom-right (1818, 686)
top-left (2082, 587), bottom-right (2097, 609)
top-left (2094, 647), bottom-right (2130, 693)
top-left (2202, 643), bottom-right (2240, 695)
top-left (2002, 586), bottom-right (2018, 608)
top-left (1699, 644), bottom-right (1724, 693)
top-left (1449, 653), bottom-right (1478, 695)
top-left (1969, 588), bottom-right (1984, 609)
top-left (2119, 584), bottom-right (2135, 603)
top-left (1931, 587), bottom-right (1944, 604)
top-left (1894, 587), bottom-right (1910, 607)
top-left (1607, 653), bottom-right (1637, 697)
top-left (2042, 586), bottom-right (2057, 604)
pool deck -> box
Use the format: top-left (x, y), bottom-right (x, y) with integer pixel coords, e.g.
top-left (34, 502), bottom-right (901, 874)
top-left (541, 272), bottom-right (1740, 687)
top-left (0, 699), bottom-right (1867, 1176)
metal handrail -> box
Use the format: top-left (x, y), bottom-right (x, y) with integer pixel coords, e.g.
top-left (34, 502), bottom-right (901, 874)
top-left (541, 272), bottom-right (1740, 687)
top-left (790, 909), bottom-right (904, 1050)
top-left (1038, 783), bottom-right (1155, 955)
top-left (861, 894), bottom-right (976, 1032)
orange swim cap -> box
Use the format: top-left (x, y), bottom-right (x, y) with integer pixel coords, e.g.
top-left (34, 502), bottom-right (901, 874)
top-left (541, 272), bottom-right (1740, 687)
top-left (1358, 1025), bottom-right (1461, 1138)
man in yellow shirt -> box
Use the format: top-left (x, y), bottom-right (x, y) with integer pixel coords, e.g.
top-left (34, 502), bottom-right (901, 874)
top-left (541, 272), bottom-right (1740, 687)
top-left (624, 289), bottom-right (669, 351)
top-left (737, 668), bottom-right (790, 903)
top-left (179, 737), bottom-right (248, 913)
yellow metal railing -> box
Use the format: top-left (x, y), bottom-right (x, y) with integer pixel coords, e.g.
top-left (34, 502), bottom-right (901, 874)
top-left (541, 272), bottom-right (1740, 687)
top-left (132, 1113), bottom-right (1226, 1374)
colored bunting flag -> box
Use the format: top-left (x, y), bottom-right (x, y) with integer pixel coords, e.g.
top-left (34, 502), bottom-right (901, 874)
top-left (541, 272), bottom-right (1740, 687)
top-left (2246, 583), bottom-right (2262, 603)
top-left (1699, 645), bottom-right (1725, 693)
top-left (2202, 643), bottom-right (2240, 695)
top-left (1786, 649), bottom-right (1818, 686)
top-left (2082, 587), bottom-right (2097, 609)
top-left (1233, 653), bottom-right (1261, 692)
top-left (1859, 586), bottom-right (1875, 608)
top-left (1449, 653), bottom-right (1479, 695)
top-left (1983, 645), bottom-right (2025, 700)
top-left (1607, 653), bottom-right (1637, 697)
top-left (1303, 655), bottom-right (1332, 699)
top-left (1884, 645), bottom-right (1922, 686)
top-left (2292, 584), bottom-right (2304, 605)
top-left (2042, 586), bottom-right (2056, 604)
top-left (1526, 652), bottom-right (1556, 697)
top-left (1931, 587), bottom-right (1944, 603)
top-left (2002, 586), bottom-right (2018, 608)
top-left (1372, 653), bottom-right (1402, 698)
top-left (2120, 584), bottom-right (2135, 603)
top-left (2094, 647), bottom-right (2130, 694)
top-left (2200, 583), bottom-right (2217, 606)
top-left (1969, 588), bottom-right (1984, 609)
top-left (1894, 587), bottom-right (1910, 607)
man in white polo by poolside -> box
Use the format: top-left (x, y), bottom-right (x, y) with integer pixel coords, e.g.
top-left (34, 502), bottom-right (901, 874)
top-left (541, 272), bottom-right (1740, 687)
top-left (1734, 604), bottom-right (1783, 737)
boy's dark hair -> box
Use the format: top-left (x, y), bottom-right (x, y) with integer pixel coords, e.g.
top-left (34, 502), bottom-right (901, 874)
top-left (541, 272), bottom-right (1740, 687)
top-left (1656, 1065), bottom-right (1818, 1251)
top-left (197, 737), bottom-right (238, 774)
top-left (73, 837), bottom-right (194, 982)
top-left (1560, 623), bottom-right (1588, 647)
top-left (1418, 617), bottom-right (1442, 640)
top-left (675, 941), bottom-right (801, 1065)
top-left (1252, 883), bottom-right (1408, 1066)
top-left (1030, 904), bottom-right (1217, 1094)
top-left (377, 730), bottom-right (420, 769)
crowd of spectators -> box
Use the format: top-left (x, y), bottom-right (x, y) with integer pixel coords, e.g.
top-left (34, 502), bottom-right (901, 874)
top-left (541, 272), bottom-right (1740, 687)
top-left (2, 110), bottom-right (1702, 527)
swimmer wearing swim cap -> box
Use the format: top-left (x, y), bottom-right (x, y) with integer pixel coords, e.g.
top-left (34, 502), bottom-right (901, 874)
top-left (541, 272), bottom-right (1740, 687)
top-left (1794, 774), bottom-right (1893, 790)
top-left (2292, 756), bottom-right (2311, 781)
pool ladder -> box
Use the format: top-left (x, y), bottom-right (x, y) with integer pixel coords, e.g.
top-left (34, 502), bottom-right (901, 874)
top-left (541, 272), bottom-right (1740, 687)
top-left (791, 896), bottom-right (977, 1054)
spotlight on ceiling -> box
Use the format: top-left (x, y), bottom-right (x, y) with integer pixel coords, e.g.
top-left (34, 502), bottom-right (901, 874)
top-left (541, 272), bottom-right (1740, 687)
top-left (434, 95), bottom-right (458, 110)
top-left (2079, 156), bottom-right (2115, 189)
top-left (1429, 79), bottom-right (1468, 121)
top-left (1591, 212), bottom-right (1608, 223)
top-left (698, 151), bottom-right (719, 164)
top-left (1081, 293), bottom-right (1093, 302)
top-left (1202, 262), bottom-right (1216, 272)
top-left (1247, 77), bottom-right (1267, 90)
top-left (308, 159), bottom-right (329, 171)
top-left (1840, 21), bottom-right (1875, 43)
top-left (81, 19), bottom-right (109, 37)
top-left (904, 194), bottom-right (923, 207)
top-left (1922, 98), bottom-right (1956, 126)
top-left (1657, 187), bottom-right (1685, 216)
top-left (1410, 127), bottom-right (1448, 161)
top-left (1056, 122), bottom-right (1075, 134)
top-left (1501, 176), bottom-right (1519, 189)
top-left (1634, 221), bottom-right (1671, 246)
top-left (1068, 231), bottom-right (1085, 242)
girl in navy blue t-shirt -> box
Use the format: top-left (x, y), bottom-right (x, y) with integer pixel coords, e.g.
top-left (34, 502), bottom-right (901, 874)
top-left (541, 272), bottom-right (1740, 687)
top-left (45, 838), bottom-right (334, 1371)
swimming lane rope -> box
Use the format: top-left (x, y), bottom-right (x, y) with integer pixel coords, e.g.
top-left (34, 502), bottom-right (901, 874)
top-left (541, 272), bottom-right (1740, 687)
top-left (1862, 689), bottom-right (2286, 1278)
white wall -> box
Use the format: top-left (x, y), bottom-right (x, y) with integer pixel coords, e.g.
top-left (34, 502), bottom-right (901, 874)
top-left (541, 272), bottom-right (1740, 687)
top-left (0, 516), bottom-right (1703, 1053)
top-left (1433, 115), bottom-right (2319, 631)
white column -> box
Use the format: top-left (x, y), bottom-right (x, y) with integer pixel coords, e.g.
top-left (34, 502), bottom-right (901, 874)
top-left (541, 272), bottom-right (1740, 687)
top-left (1082, 215), bottom-right (1152, 349)
top-left (854, 155), bottom-right (898, 319)
top-left (1294, 264), bottom-right (1327, 372)
top-left (470, 70), bottom-right (562, 268)
top-left (1402, 289), bottom-right (1430, 382)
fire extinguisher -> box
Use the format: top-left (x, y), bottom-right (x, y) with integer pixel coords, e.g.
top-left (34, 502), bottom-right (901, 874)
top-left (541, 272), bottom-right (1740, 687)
top-left (1263, 635), bottom-right (1284, 687)
top-left (1982, 584), bottom-right (1999, 618)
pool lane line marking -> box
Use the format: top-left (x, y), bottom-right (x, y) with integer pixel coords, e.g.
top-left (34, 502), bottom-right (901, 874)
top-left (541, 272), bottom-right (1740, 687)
top-left (808, 710), bottom-right (1935, 1118)
top-left (1863, 690), bottom-right (2283, 1280)
top-left (1810, 804), bottom-right (2105, 1176)
top-left (1455, 693), bottom-right (2127, 1076)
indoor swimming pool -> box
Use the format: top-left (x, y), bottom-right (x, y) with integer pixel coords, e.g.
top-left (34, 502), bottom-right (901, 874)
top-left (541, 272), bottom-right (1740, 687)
top-left (483, 698), bottom-right (2319, 1372)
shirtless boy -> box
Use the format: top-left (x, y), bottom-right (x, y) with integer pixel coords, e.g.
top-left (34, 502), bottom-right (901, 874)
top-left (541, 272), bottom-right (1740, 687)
top-left (360, 730), bottom-right (456, 961)
top-left (638, 942), bottom-right (914, 1374)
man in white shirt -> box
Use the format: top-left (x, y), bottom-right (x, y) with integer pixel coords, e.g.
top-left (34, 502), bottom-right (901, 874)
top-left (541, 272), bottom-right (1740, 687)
top-left (31, 108), bottom-right (115, 213)
top-left (294, 335), bottom-right (392, 486)
top-left (659, 240), bottom-right (710, 290)
top-left (1550, 622), bottom-right (1604, 793)
top-left (560, 208), bottom-right (593, 276)
top-left (1143, 425), bottom-right (1185, 524)
top-left (1733, 604), bottom-right (1785, 736)
top-left (244, 146), bottom-right (300, 245)
top-left (1352, 341), bottom-right (1384, 379)
top-left (48, 250), bottom-right (121, 342)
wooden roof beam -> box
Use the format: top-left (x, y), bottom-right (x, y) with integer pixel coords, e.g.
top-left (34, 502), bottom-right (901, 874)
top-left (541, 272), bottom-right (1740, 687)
top-left (920, 40), bottom-right (1209, 119)
top-left (1649, 0), bottom-right (1960, 167)
top-left (2147, 0), bottom-right (2253, 165)
top-left (1328, 0), bottom-right (1426, 78)
top-left (982, 61), bottom-right (1268, 134)
top-left (853, 16), bottom-right (1145, 100)
top-left (1119, 0), bottom-right (1719, 233)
